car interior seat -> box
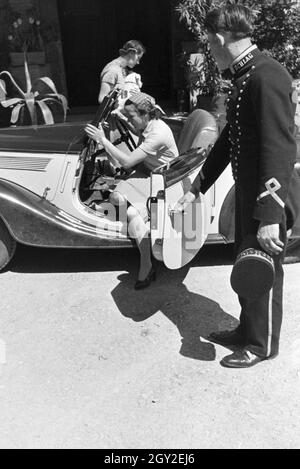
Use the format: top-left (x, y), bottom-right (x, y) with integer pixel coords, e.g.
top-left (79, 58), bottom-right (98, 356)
top-left (177, 109), bottom-right (218, 154)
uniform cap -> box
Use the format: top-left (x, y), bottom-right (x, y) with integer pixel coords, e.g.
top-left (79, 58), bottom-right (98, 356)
top-left (230, 248), bottom-right (275, 300)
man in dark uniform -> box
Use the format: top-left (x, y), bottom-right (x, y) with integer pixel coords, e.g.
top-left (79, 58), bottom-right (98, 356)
top-left (175, 4), bottom-right (297, 368)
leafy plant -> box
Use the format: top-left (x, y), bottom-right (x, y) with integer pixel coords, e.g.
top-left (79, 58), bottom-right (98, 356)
top-left (250, 0), bottom-right (300, 77)
top-left (0, 54), bottom-right (68, 126)
top-left (176, 0), bottom-right (300, 98)
top-left (176, 0), bottom-right (227, 97)
top-left (185, 44), bottom-right (231, 96)
top-left (7, 6), bottom-right (60, 53)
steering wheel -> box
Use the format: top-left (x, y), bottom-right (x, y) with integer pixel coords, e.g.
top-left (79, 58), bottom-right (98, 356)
top-left (82, 90), bottom-right (139, 189)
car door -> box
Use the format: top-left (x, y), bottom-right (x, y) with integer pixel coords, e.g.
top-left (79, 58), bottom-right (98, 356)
top-left (150, 147), bottom-right (213, 269)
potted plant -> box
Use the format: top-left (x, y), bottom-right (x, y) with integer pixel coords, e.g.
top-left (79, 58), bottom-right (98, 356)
top-left (183, 41), bottom-right (231, 112)
top-left (7, 6), bottom-right (59, 67)
top-left (176, 0), bottom-right (229, 117)
top-left (176, 0), bottom-right (300, 125)
top-left (0, 54), bottom-right (68, 127)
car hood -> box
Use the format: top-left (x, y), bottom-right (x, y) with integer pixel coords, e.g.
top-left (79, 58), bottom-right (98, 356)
top-left (0, 122), bottom-right (86, 154)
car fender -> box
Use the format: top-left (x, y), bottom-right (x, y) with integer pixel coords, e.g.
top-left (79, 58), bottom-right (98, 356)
top-left (0, 178), bottom-right (132, 248)
top-left (218, 185), bottom-right (235, 243)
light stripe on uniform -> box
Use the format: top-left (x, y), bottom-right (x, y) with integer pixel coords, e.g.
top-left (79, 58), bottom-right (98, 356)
top-left (267, 287), bottom-right (274, 357)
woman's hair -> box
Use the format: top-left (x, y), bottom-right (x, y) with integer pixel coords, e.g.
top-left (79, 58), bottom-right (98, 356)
top-left (125, 92), bottom-right (163, 120)
top-left (119, 40), bottom-right (146, 57)
top-left (204, 4), bottom-right (255, 40)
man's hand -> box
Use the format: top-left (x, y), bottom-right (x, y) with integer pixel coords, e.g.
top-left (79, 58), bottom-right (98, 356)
top-left (173, 191), bottom-right (196, 214)
top-left (85, 123), bottom-right (106, 144)
top-left (256, 223), bottom-right (284, 255)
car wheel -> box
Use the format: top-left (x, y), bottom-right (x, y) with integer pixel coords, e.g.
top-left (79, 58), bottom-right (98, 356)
top-left (284, 237), bottom-right (300, 264)
top-left (0, 219), bottom-right (16, 271)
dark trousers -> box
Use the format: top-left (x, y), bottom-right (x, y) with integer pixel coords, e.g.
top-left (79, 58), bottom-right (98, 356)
top-left (234, 186), bottom-right (287, 358)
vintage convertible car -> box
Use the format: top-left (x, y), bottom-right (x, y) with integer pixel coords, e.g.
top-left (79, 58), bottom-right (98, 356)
top-left (0, 94), bottom-right (300, 272)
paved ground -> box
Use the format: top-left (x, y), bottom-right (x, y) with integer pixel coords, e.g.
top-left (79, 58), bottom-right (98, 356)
top-left (0, 244), bottom-right (300, 449)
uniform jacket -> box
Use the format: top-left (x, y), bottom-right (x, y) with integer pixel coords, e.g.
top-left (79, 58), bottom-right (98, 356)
top-left (191, 45), bottom-right (297, 227)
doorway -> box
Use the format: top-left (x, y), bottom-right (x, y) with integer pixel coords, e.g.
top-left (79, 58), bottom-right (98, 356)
top-left (57, 0), bottom-right (173, 107)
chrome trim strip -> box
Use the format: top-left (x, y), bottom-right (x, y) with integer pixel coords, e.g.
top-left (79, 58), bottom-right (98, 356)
top-left (59, 162), bottom-right (71, 193)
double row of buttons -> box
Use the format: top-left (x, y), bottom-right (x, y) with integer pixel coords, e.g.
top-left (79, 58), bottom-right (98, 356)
top-left (227, 65), bottom-right (256, 180)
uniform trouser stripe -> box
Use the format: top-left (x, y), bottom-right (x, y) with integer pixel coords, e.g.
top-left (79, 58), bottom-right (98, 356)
top-left (267, 287), bottom-right (274, 357)
top-left (234, 186), bottom-right (287, 358)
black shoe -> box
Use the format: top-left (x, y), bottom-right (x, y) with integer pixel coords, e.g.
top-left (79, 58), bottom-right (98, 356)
top-left (208, 328), bottom-right (244, 347)
top-left (134, 266), bottom-right (156, 290)
top-left (220, 349), bottom-right (276, 368)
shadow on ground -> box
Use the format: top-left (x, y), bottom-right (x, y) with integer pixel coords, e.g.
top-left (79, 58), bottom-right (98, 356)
top-left (111, 264), bottom-right (239, 362)
top-left (9, 244), bottom-right (239, 362)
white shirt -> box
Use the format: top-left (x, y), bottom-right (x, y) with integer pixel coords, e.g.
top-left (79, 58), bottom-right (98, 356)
top-left (138, 119), bottom-right (179, 171)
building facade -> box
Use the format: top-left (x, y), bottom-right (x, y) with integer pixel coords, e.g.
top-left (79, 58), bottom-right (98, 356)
top-left (0, 0), bottom-right (188, 108)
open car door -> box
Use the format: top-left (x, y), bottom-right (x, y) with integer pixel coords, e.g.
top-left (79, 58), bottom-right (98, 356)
top-left (150, 147), bottom-right (213, 269)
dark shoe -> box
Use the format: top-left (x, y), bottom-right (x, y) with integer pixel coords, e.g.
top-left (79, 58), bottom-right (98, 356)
top-left (134, 266), bottom-right (156, 290)
top-left (208, 328), bottom-right (244, 347)
top-left (220, 349), bottom-right (276, 368)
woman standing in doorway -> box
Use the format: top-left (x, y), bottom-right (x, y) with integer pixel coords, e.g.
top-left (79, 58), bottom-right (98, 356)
top-left (98, 40), bottom-right (146, 103)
